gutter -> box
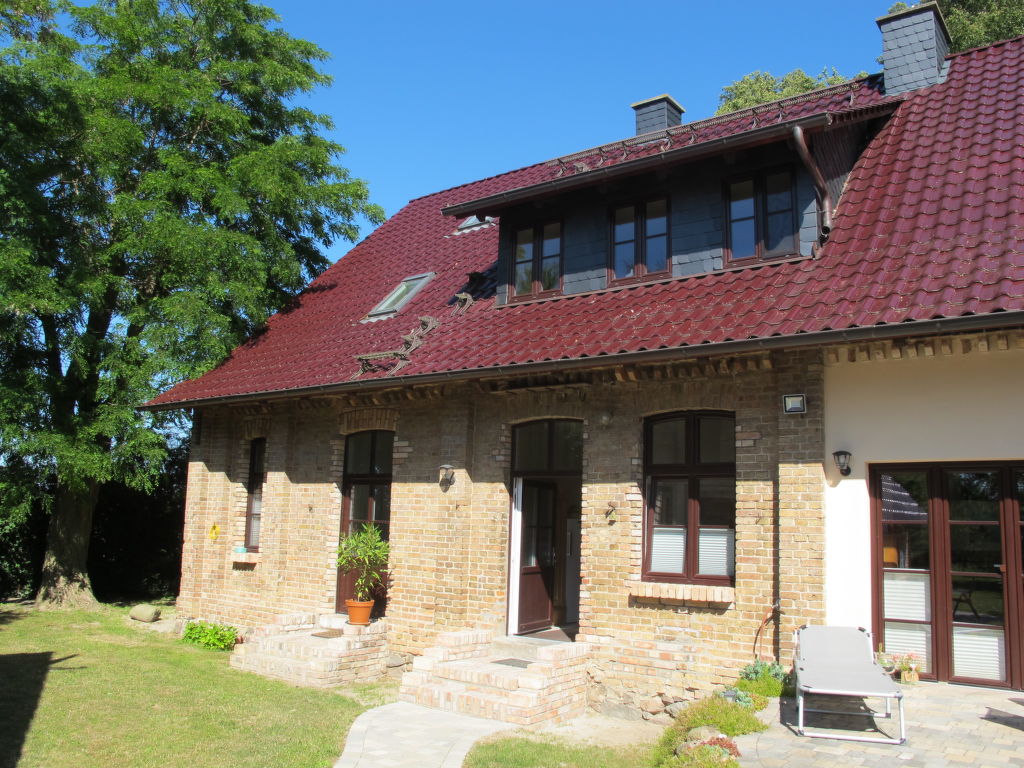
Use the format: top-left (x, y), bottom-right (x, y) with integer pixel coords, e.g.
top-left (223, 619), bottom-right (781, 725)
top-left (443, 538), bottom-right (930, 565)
top-left (441, 114), bottom-right (833, 218)
top-left (141, 310), bottom-right (1024, 412)
top-left (791, 124), bottom-right (833, 237)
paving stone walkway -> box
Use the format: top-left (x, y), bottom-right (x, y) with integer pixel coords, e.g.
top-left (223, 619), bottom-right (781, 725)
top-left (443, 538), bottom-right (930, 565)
top-left (334, 701), bottom-right (514, 768)
top-left (734, 681), bottom-right (1024, 768)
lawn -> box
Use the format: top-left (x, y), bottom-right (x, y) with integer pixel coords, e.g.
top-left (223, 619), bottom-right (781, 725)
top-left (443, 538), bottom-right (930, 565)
top-left (464, 736), bottom-right (650, 768)
top-left (0, 603), bottom-right (388, 768)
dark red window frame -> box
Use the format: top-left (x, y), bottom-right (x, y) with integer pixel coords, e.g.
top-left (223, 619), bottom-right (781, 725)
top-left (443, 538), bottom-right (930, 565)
top-left (608, 197), bottom-right (670, 284)
top-left (642, 411), bottom-right (736, 585)
top-left (244, 437), bottom-right (266, 552)
top-left (342, 430), bottom-right (394, 541)
top-left (510, 221), bottom-right (562, 300)
top-left (723, 167), bottom-right (799, 265)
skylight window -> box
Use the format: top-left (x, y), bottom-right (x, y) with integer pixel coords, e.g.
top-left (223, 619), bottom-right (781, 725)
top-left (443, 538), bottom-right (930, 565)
top-left (366, 272), bottom-right (434, 319)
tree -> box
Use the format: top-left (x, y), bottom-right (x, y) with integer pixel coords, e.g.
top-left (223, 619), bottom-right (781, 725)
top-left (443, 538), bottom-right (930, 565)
top-left (0, 0), bottom-right (384, 607)
top-left (714, 68), bottom-right (853, 115)
top-left (890, 1), bottom-right (1024, 52)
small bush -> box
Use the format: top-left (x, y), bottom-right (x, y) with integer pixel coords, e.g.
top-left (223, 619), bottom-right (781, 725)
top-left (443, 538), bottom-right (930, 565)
top-left (721, 687), bottom-right (769, 711)
top-left (735, 675), bottom-right (783, 698)
top-left (182, 620), bottom-right (237, 650)
top-left (660, 743), bottom-right (740, 768)
top-left (652, 696), bottom-right (767, 767)
top-left (739, 659), bottom-right (785, 681)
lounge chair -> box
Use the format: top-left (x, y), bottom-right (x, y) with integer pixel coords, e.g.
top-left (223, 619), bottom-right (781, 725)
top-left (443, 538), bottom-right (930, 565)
top-left (793, 625), bottom-right (906, 745)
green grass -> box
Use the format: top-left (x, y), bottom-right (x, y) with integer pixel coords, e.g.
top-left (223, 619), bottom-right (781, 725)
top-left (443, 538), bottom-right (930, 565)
top-left (650, 697), bottom-right (767, 767)
top-left (464, 736), bottom-right (650, 768)
top-left (0, 603), bottom-right (387, 768)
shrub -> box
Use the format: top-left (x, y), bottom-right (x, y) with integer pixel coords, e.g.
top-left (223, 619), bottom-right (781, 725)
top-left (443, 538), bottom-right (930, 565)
top-left (652, 695), bottom-right (767, 766)
top-left (735, 675), bottom-right (783, 698)
top-left (182, 621), bottom-right (237, 650)
top-left (659, 743), bottom-right (740, 768)
top-left (735, 659), bottom-right (786, 697)
top-left (739, 659), bottom-right (785, 681)
top-left (721, 687), bottom-right (769, 711)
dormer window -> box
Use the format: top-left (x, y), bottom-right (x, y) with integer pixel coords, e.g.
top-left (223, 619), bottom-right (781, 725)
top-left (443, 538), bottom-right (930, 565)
top-left (512, 222), bottom-right (561, 298)
top-left (610, 198), bottom-right (669, 281)
top-left (725, 169), bottom-right (797, 264)
top-left (366, 272), bottom-right (434, 319)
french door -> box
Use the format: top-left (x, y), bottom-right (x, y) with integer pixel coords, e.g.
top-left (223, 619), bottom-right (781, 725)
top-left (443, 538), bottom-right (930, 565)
top-left (872, 463), bottom-right (1024, 688)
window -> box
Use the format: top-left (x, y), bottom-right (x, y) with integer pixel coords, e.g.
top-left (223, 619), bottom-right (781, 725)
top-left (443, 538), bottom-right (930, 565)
top-left (610, 198), bottom-right (669, 281)
top-left (512, 222), bottom-right (561, 298)
top-left (366, 273), bottom-right (434, 319)
top-left (245, 438), bottom-right (267, 551)
top-left (725, 169), bottom-right (798, 263)
top-left (343, 430), bottom-right (394, 540)
top-left (643, 412), bottom-right (736, 583)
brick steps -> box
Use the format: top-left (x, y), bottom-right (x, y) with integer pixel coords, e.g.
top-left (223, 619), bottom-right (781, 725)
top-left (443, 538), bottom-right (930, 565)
top-left (399, 630), bottom-right (590, 726)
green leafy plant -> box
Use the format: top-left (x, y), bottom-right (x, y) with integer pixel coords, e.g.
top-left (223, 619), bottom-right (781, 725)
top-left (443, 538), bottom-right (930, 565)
top-left (735, 659), bottom-right (786, 697)
top-left (652, 695), bottom-right (767, 766)
top-left (336, 524), bottom-right (389, 601)
top-left (720, 687), bottom-right (767, 711)
top-left (182, 621), bottom-right (237, 651)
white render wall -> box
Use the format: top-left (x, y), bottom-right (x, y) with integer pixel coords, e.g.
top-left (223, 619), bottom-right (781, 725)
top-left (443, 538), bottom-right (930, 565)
top-left (822, 343), bottom-right (1024, 629)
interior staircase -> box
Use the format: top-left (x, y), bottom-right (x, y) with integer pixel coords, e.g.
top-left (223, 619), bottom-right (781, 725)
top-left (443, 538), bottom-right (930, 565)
top-left (399, 630), bottom-right (591, 726)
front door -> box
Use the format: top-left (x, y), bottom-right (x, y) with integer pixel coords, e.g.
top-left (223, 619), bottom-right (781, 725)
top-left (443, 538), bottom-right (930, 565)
top-left (518, 480), bottom-right (557, 633)
top-left (874, 464), bottom-right (1024, 688)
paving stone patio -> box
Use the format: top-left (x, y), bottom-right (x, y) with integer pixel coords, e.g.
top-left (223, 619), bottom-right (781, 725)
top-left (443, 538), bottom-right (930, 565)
top-left (734, 681), bottom-right (1024, 767)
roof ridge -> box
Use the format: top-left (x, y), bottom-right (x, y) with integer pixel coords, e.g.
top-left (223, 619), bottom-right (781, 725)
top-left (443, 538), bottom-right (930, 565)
top-left (945, 32), bottom-right (1024, 60)
top-left (406, 160), bottom-right (550, 206)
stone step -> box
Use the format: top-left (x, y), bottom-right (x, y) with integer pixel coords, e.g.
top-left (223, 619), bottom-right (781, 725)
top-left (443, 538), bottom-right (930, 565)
top-left (244, 634), bottom-right (377, 660)
top-left (488, 635), bottom-right (559, 660)
top-left (413, 658), bottom-right (549, 691)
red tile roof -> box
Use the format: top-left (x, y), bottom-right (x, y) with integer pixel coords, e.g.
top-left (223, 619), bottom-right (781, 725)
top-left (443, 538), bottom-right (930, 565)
top-left (147, 38), bottom-right (1024, 409)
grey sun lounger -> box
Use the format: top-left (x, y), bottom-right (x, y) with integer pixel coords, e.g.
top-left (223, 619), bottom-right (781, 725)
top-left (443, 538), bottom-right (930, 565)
top-left (794, 625), bottom-right (906, 745)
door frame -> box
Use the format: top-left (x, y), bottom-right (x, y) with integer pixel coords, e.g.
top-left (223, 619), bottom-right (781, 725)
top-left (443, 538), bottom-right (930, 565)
top-left (870, 461), bottom-right (1024, 689)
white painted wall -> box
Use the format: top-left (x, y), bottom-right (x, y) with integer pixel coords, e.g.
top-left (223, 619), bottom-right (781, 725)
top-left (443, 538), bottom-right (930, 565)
top-left (823, 346), bottom-right (1024, 629)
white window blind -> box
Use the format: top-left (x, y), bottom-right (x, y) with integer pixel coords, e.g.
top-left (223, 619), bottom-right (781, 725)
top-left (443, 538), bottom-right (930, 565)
top-left (883, 571), bottom-right (930, 621)
top-left (651, 527), bottom-right (685, 573)
top-left (953, 627), bottom-right (1005, 681)
top-left (698, 528), bottom-right (735, 577)
top-left (884, 620), bottom-right (932, 673)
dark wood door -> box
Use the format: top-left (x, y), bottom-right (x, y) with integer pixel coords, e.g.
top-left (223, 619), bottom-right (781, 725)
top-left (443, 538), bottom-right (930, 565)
top-left (518, 480), bottom-right (557, 633)
top-left (335, 481), bottom-right (390, 616)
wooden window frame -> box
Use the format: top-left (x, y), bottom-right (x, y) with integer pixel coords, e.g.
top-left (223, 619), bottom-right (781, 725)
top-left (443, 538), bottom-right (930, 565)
top-left (723, 167), bottom-right (799, 266)
top-left (642, 411), bottom-right (736, 585)
top-left (607, 197), bottom-right (671, 285)
top-left (244, 437), bottom-right (267, 552)
top-left (342, 430), bottom-right (394, 541)
top-left (509, 221), bottom-right (563, 300)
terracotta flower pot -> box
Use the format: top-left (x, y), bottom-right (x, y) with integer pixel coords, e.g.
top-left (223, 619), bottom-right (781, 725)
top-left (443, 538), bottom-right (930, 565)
top-left (345, 599), bottom-right (374, 626)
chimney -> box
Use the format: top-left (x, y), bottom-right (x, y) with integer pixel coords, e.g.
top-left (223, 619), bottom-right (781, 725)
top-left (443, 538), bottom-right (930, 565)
top-left (877, 2), bottom-right (951, 95)
top-left (631, 94), bottom-right (684, 136)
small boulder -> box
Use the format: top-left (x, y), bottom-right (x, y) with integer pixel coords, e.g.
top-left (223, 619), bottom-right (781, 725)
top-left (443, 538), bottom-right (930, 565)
top-left (686, 725), bottom-right (721, 742)
top-left (596, 701), bottom-right (644, 721)
top-left (641, 694), bottom-right (666, 714)
top-left (386, 653), bottom-right (410, 668)
top-left (129, 604), bottom-right (161, 623)
top-left (665, 701), bottom-right (688, 719)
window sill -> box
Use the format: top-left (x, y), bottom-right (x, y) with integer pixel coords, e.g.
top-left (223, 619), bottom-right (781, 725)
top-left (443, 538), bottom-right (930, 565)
top-left (231, 551), bottom-right (260, 565)
top-left (630, 581), bottom-right (735, 606)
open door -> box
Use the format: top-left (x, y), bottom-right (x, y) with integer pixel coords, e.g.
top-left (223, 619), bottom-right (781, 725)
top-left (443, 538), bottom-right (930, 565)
top-left (517, 480), bottom-right (557, 633)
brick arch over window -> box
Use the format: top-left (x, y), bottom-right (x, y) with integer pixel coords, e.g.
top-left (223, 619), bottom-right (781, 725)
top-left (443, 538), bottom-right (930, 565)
top-left (338, 408), bottom-right (398, 436)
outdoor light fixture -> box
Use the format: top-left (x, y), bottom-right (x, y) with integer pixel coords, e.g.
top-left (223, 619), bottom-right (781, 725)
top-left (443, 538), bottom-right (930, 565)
top-left (439, 464), bottom-right (456, 489)
top-left (782, 394), bottom-right (807, 414)
top-left (832, 450), bottom-right (852, 476)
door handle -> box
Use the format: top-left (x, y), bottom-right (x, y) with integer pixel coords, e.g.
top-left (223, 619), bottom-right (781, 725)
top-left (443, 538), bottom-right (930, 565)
top-left (995, 563), bottom-right (1006, 574)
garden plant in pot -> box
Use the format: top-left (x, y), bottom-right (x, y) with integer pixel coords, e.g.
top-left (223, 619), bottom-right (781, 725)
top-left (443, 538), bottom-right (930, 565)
top-left (336, 523), bottom-right (389, 625)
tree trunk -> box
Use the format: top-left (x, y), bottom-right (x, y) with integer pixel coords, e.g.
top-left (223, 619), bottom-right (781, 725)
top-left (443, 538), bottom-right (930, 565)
top-left (35, 480), bottom-right (100, 609)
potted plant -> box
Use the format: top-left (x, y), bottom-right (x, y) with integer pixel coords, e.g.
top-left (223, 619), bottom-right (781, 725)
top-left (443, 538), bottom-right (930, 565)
top-left (897, 653), bottom-right (920, 684)
top-left (336, 523), bottom-right (389, 625)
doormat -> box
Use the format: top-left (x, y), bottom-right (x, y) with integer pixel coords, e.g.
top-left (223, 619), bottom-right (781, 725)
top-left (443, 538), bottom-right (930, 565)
top-left (312, 630), bottom-right (344, 638)
top-left (493, 658), bottom-right (532, 668)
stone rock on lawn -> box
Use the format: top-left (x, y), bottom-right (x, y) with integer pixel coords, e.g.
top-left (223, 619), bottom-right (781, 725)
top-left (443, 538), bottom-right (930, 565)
top-left (596, 702), bottom-right (644, 721)
top-left (641, 695), bottom-right (665, 714)
top-left (665, 701), bottom-right (688, 719)
top-left (129, 604), bottom-right (161, 623)
top-left (686, 725), bottom-right (721, 742)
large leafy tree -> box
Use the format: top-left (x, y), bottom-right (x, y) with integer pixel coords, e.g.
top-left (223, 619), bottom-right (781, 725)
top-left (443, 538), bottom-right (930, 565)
top-left (714, 68), bottom-right (852, 115)
top-left (0, 0), bottom-right (383, 607)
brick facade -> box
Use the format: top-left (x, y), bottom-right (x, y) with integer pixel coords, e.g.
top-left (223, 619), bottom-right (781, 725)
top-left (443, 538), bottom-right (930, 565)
top-left (177, 348), bottom-right (826, 707)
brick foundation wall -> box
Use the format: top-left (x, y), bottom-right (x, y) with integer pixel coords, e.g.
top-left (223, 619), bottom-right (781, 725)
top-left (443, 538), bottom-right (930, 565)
top-left (177, 348), bottom-right (827, 705)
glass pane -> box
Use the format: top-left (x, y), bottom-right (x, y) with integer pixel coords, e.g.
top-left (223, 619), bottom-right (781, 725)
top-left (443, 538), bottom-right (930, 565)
top-left (698, 528), bottom-right (735, 576)
top-left (650, 418), bottom-right (686, 465)
top-left (765, 171), bottom-right (792, 213)
top-left (953, 626), bottom-right (1005, 680)
top-left (698, 477), bottom-right (734, 527)
top-left (372, 431), bottom-right (393, 475)
top-left (645, 234), bottom-right (668, 273)
top-left (948, 471), bottom-right (1000, 520)
top-left (765, 211), bottom-right (795, 255)
top-left (653, 479), bottom-right (688, 526)
top-left (730, 220), bottom-right (756, 260)
top-left (246, 513), bottom-right (261, 549)
top-left (882, 523), bottom-right (929, 569)
top-left (348, 484), bottom-right (370, 529)
top-left (515, 262), bottom-right (533, 295)
top-left (250, 439), bottom-right (266, 476)
top-left (542, 223), bottom-right (561, 256)
top-left (540, 257), bottom-right (559, 291)
top-left (614, 242), bottom-right (635, 279)
top-left (880, 472), bottom-right (929, 522)
top-left (613, 206), bottom-right (635, 242)
top-left (645, 199), bottom-right (667, 235)
top-left (345, 432), bottom-right (373, 475)
top-left (884, 572), bottom-right (930, 621)
top-left (551, 421), bottom-right (582, 472)
top-left (699, 416), bottom-right (735, 463)
top-left (884, 621), bottom-right (932, 673)
top-left (514, 421), bottom-right (548, 472)
top-left (514, 228), bottom-right (533, 263)
top-left (951, 575), bottom-right (1003, 625)
top-left (1016, 471), bottom-right (1023, 519)
top-left (372, 484), bottom-right (391, 525)
top-left (374, 280), bottom-right (414, 313)
top-left (651, 527), bottom-right (685, 573)
top-left (729, 180), bottom-right (754, 219)
top-left (950, 524), bottom-right (1002, 574)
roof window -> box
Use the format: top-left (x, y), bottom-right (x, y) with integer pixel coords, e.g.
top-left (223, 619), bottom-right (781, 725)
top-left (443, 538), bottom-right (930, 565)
top-left (366, 272), bottom-right (434, 320)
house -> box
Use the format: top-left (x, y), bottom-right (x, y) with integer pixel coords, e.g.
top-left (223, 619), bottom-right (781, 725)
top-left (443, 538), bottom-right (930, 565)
top-left (145, 3), bottom-right (1024, 722)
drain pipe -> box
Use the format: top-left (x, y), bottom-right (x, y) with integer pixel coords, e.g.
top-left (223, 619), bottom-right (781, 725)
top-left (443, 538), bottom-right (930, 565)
top-left (791, 124), bottom-right (832, 241)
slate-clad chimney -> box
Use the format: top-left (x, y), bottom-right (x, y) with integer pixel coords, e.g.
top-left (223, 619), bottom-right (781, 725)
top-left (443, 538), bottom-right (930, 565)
top-left (631, 94), bottom-right (684, 135)
top-left (877, 2), bottom-right (951, 95)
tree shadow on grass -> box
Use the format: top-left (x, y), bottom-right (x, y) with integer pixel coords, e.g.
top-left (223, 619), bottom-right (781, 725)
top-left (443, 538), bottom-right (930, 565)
top-left (0, 652), bottom-right (79, 768)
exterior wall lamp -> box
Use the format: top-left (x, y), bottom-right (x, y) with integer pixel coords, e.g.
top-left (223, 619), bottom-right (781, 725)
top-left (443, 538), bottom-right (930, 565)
top-left (439, 464), bottom-right (455, 490)
top-left (832, 450), bottom-right (852, 476)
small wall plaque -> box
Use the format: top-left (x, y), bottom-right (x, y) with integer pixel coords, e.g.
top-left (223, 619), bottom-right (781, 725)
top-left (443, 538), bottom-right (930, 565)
top-left (782, 394), bottom-right (806, 414)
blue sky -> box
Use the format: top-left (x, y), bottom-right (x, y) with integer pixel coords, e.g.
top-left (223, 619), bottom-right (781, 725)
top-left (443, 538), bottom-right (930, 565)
top-left (267, 1), bottom-right (894, 261)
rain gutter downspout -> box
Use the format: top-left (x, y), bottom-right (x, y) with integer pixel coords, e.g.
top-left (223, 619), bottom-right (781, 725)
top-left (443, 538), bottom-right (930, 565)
top-left (791, 124), bottom-right (832, 240)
